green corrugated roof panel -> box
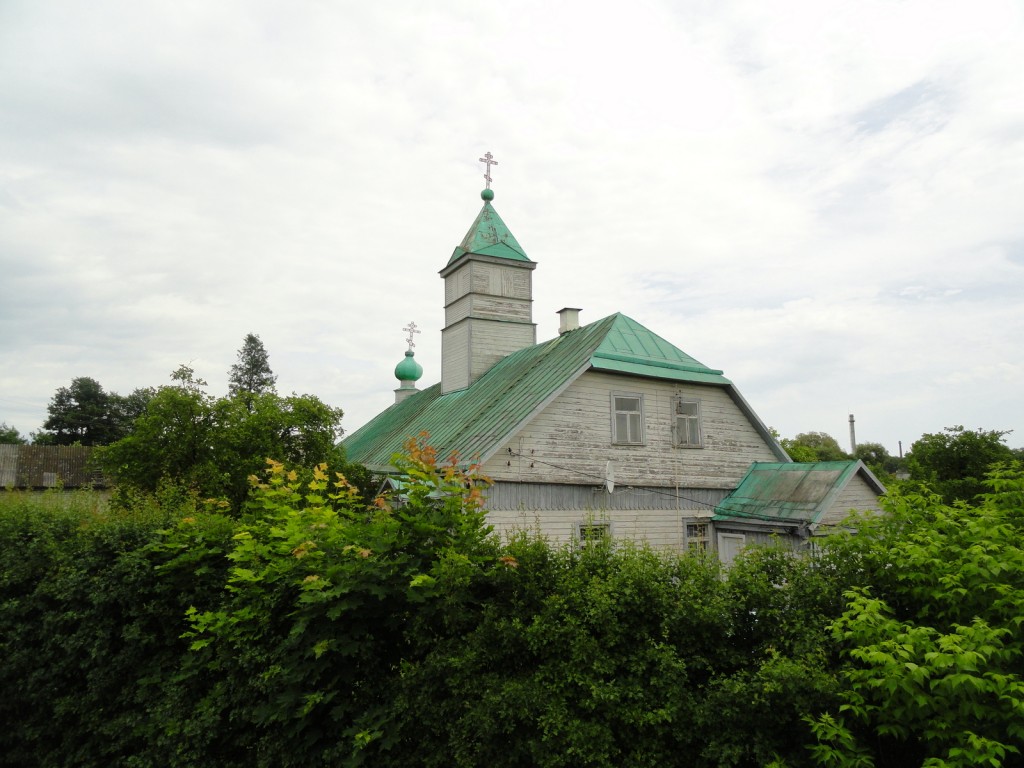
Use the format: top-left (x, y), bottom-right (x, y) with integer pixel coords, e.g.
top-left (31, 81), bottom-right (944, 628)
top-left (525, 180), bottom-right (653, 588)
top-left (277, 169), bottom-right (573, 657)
top-left (592, 315), bottom-right (729, 383)
top-left (344, 312), bottom-right (738, 471)
top-left (446, 201), bottom-right (530, 266)
top-left (712, 461), bottom-right (863, 524)
top-left (345, 315), bottom-right (616, 470)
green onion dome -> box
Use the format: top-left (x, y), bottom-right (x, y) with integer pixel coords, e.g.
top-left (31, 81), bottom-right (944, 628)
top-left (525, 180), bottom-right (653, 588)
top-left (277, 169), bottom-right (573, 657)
top-left (394, 349), bottom-right (423, 382)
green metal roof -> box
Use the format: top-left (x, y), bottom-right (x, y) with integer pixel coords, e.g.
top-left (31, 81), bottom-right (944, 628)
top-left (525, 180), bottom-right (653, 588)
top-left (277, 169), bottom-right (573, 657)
top-left (591, 313), bottom-right (726, 381)
top-left (713, 461), bottom-right (883, 525)
top-left (344, 313), bottom-right (736, 471)
top-left (446, 199), bottom-right (530, 266)
top-left (344, 313), bottom-right (761, 473)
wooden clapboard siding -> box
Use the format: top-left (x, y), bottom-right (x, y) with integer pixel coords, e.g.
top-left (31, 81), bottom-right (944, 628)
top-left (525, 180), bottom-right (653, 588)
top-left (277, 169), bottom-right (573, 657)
top-left (444, 268), bottom-right (472, 304)
top-left (445, 288), bottom-right (532, 324)
top-left (482, 371), bottom-right (778, 489)
top-left (445, 261), bottom-right (531, 305)
top-left (486, 506), bottom-right (697, 549)
top-left (442, 258), bottom-right (536, 393)
top-left (469, 261), bottom-right (531, 299)
top-left (441, 322), bottom-right (471, 392)
top-left (820, 474), bottom-right (883, 525)
top-left (469, 320), bottom-right (535, 382)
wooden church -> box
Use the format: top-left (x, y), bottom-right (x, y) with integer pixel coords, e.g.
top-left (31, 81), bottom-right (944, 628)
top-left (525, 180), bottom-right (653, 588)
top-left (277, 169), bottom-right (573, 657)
top-left (343, 156), bottom-right (884, 556)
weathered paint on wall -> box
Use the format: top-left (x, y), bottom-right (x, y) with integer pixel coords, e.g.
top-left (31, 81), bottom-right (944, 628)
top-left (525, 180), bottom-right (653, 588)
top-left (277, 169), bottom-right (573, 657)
top-left (483, 371), bottom-right (780, 489)
top-left (819, 473), bottom-right (884, 526)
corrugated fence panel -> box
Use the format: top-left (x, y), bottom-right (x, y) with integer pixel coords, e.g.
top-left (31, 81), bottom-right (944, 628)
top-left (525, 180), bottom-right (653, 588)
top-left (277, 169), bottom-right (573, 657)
top-left (0, 445), bottom-right (103, 488)
top-left (0, 445), bottom-right (17, 486)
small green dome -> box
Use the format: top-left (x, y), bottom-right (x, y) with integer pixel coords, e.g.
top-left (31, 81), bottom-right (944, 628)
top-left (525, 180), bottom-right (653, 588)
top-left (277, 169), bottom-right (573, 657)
top-left (394, 349), bottom-right (423, 382)
top-left (480, 188), bottom-right (494, 201)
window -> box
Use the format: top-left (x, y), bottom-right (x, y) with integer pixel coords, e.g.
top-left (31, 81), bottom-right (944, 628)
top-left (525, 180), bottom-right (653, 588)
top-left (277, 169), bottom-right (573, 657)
top-left (684, 520), bottom-right (710, 553)
top-left (576, 522), bottom-right (611, 547)
top-left (674, 398), bottom-right (702, 448)
top-left (611, 393), bottom-right (644, 445)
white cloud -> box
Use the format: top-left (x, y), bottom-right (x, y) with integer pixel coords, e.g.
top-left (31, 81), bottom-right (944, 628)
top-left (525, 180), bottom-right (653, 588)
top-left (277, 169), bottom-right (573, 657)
top-left (1, 0), bottom-right (1022, 452)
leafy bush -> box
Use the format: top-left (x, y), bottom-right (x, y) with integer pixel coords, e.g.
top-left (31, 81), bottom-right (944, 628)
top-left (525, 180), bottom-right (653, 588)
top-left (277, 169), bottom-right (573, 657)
top-left (12, 449), bottom-right (1023, 767)
top-left (808, 466), bottom-right (1024, 767)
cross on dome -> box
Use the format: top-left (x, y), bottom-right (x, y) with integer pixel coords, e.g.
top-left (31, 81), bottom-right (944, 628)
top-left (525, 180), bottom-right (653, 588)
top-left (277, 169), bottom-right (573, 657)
top-left (479, 151), bottom-right (498, 189)
top-left (403, 321), bottom-right (420, 350)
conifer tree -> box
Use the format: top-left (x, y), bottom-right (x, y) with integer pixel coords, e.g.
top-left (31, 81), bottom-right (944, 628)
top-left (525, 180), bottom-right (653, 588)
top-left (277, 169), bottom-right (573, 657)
top-left (228, 333), bottom-right (277, 402)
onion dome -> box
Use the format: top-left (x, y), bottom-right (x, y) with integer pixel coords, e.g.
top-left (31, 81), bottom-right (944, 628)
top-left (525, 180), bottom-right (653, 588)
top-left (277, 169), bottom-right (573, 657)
top-left (395, 349), bottom-right (423, 384)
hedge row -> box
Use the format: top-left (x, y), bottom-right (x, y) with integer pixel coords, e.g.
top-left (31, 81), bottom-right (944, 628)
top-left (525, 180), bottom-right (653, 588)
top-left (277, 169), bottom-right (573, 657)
top-left (4, 455), bottom-right (1022, 767)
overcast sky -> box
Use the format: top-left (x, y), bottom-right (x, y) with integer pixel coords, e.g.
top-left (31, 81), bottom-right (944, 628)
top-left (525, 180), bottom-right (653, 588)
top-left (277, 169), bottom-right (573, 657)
top-left (2, 0), bottom-right (1023, 454)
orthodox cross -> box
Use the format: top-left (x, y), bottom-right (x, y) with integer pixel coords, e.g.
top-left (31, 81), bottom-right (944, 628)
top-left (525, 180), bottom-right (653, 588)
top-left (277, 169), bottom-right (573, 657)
top-left (403, 321), bottom-right (420, 350)
top-left (479, 151), bottom-right (498, 189)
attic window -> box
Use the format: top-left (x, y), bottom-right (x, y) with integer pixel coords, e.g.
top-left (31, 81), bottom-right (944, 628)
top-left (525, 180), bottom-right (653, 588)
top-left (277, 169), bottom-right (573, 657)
top-left (673, 398), bottom-right (703, 448)
top-left (611, 393), bottom-right (644, 445)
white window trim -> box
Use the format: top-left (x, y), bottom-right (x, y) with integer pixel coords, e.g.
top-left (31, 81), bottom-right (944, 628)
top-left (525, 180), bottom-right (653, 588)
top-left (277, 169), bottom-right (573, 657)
top-left (673, 396), bottom-right (704, 448)
top-left (610, 391), bottom-right (645, 446)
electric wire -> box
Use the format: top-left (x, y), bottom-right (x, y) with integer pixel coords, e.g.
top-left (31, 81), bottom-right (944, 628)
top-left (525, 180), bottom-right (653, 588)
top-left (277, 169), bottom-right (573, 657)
top-left (505, 448), bottom-right (797, 523)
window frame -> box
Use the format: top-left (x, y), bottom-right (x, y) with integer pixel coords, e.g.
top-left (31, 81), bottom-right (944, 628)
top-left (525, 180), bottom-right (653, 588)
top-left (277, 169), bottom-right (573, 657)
top-left (610, 392), bottom-right (645, 446)
top-left (673, 396), bottom-right (704, 448)
top-left (683, 519), bottom-right (711, 553)
top-left (576, 521), bottom-right (612, 548)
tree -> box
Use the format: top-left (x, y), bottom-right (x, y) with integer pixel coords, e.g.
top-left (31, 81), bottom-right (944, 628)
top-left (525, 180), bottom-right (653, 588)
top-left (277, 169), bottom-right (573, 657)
top-left (809, 468), bottom-right (1024, 766)
top-left (853, 441), bottom-right (904, 478)
top-left (99, 365), bottom-right (346, 510)
top-left (209, 391), bottom-right (346, 507)
top-left (906, 425), bottom-right (1016, 504)
top-left (98, 366), bottom-right (220, 498)
top-left (182, 436), bottom-right (495, 766)
top-left (0, 422), bottom-right (27, 444)
top-left (36, 377), bottom-right (150, 446)
top-left (781, 432), bottom-right (850, 463)
top-left (109, 387), bottom-right (156, 437)
top-left (227, 333), bottom-right (276, 404)
top-left (40, 377), bottom-right (118, 445)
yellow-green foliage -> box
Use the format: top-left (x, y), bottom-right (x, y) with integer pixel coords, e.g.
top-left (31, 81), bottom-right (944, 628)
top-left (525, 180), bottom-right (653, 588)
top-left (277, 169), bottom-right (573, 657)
top-left (5, 447), bottom-right (1023, 768)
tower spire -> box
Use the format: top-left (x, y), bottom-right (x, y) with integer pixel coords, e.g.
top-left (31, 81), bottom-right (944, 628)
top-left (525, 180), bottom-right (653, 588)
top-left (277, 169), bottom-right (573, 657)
top-left (440, 155), bottom-right (536, 393)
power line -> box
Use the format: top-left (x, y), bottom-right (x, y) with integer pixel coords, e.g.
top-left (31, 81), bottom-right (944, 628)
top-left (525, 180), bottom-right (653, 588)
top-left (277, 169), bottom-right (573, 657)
top-left (506, 449), bottom-right (721, 511)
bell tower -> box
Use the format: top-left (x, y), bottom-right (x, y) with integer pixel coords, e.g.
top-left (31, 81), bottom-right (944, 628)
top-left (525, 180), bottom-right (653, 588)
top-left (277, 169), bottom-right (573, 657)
top-left (439, 153), bottom-right (536, 393)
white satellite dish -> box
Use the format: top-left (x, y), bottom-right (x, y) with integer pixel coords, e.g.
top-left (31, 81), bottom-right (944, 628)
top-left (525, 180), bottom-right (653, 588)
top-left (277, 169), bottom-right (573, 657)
top-left (605, 460), bottom-right (615, 494)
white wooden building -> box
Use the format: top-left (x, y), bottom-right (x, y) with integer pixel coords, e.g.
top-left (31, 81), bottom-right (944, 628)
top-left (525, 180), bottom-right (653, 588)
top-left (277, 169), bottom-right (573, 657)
top-left (344, 183), bottom-right (883, 554)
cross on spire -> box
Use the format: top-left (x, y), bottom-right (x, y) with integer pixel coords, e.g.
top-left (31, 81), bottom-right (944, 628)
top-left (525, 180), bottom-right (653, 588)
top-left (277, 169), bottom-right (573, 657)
top-left (403, 321), bottom-right (420, 350)
top-left (479, 151), bottom-right (498, 189)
